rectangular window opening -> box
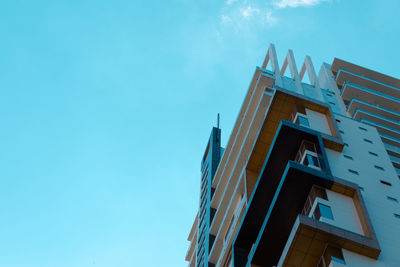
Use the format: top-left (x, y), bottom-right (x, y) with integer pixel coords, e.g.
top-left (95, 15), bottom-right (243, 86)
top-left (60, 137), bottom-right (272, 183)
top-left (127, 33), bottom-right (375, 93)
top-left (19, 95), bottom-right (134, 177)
top-left (369, 151), bottom-right (378, 157)
top-left (348, 169), bottom-right (359, 175)
top-left (359, 126), bottom-right (368, 131)
top-left (380, 180), bottom-right (392, 186)
top-left (302, 186), bottom-right (328, 217)
top-left (374, 165), bottom-right (385, 171)
top-left (295, 140), bottom-right (321, 170)
top-left (318, 244), bottom-right (345, 267)
top-left (344, 155), bottom-right (353, 160)
top-left (387, 196), bottom-right (398, 202)
top-left (364, 138), bottom-right (373, 144)
top-left (313, 203), bottom-right (334, 221)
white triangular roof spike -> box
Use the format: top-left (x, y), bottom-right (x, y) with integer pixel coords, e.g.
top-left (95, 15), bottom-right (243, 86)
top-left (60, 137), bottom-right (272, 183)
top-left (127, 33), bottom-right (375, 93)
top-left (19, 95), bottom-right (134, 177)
top-left (280, 49), bottom-right (304, 94)
top-left (262, 44), bottom-right (282, 87)
top-left (300, 56), bottom-right (323, 101)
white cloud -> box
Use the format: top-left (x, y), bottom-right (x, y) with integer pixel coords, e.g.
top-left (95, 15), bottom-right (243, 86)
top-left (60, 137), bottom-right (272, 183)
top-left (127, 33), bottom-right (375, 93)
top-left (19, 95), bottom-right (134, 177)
top-left (274, 0), bottom-right (329, 8)
top-left (240, 5), bottom-right (260, 18)
top-left (265, 9), bottom-right (277, 25)
top-left (221, 14), bottom-right (232, 24)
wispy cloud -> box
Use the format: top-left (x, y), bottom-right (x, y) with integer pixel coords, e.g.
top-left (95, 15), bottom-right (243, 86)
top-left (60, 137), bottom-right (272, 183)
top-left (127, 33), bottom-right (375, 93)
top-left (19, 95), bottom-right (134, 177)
top-left (274, 0), bottom-right (330, 8)
top-left (240, 6), bottom-right (260, 18)
top-left (265, 9), bottom-right (277, 25)
top-left (219, 0), bottom-right (328, 31)
top-left (221, 14), bottom-right (232, 24)
top-left (220, 2), bottom-right (276, 28)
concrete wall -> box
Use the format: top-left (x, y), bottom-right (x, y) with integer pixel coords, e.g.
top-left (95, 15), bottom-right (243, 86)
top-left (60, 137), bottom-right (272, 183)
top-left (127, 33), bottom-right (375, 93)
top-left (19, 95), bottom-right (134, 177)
top-left (306, 108), bottom-right (332, 135)
top-left (325, 114), bottom-right (400, 266)
top-left (325, 190), bottom-right (364, 235)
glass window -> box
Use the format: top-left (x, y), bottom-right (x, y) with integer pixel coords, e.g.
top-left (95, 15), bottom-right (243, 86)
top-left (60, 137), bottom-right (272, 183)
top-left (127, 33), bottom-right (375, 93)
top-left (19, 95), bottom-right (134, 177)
top-left (369, 151), bottom-right (378, 156)
top-left (380, 180), bottom-right (392, 186)
top-left (348, 169), bottom-right (359, 175)
top-left (387, 196), bottom-right (398, 202)
top-left (319, 244), bottom-right (346, 266)
top-left (331, 256), bottom-right (346, 264)
top-left (304, 153), bottom-right (320, 168)
top-left (297, 115), bottom-right (310, 127)
top-left (363, 138), bottom-right (373, 144)
top-left (313, 203), bottom-right (334, 220)
top-left (374, 165), bottom-right (384, 171)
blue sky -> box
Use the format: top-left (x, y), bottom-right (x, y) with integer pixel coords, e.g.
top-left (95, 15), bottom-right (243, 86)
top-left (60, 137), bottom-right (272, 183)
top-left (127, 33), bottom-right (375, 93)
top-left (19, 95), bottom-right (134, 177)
top-left (0, 0), bottom-right (399, 266)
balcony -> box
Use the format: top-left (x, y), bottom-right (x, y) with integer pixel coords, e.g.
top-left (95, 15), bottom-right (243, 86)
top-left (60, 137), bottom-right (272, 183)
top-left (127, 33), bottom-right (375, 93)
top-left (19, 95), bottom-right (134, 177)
top-left (389, 154), bottom-right (400, 169)
top-left (347, 98), bottom-right (400, 123)
top-left (232, 122), bottom-right (380, 267)
top-left (277, 214), bottom-right (379, 266)
top-left (341, 82), bottom-right (400, 114)
top-left (336, 68), bottom-right (400, 102)
top-left (352, 108), bottom-right (400, 132)
top-left (331, 58), bottom-right (400, 91)
top-left (244, 165), bottom-right (380, 267)
top-left (233, 121), bottom-right (334, 266)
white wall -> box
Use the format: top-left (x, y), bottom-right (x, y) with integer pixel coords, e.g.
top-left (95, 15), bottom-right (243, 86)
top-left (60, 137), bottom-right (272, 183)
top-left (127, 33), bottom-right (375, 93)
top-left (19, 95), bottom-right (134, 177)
top-left (325, 190), bottom-right (364, 235)
top-left (306, 108), bottom-right (332, 135)
top-left (325, 114), bottom-right (400, 266)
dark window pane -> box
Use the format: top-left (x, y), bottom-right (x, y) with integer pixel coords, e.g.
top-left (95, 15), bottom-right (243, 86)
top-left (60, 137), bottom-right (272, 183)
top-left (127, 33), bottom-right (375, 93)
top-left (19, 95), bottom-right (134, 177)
top-left (304, 154), bottom-right (320, 168)
top-left (298, 116), bottom-right (310, 127)
top-left (314, 203), bottom-right (334, 220)
top-left (323, 245), bottom-right (345, 265)
top-left (319, 203), bottom-right (334, 220)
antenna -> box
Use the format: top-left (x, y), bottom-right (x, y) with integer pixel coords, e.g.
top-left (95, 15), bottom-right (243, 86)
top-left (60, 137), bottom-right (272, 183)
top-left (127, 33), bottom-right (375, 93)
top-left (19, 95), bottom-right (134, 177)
top-left (217, 113), bottom-right (220, 129)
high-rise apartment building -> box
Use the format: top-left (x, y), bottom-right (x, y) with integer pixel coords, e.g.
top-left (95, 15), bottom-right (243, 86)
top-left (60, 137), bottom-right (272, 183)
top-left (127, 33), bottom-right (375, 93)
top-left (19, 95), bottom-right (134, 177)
top-left (185, 44), bottom-right (400, 267)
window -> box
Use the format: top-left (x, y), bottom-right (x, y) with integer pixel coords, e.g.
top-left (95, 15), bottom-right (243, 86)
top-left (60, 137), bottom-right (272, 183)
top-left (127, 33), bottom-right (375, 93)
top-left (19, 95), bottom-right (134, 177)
top-left (302, 186), bottom-right (328, 216)
top-left (380, 180), bottom-right (392, 186)
top-left (364, 138), bottom-right (373, 144)
top-left (335, 119), bottom-right (341, 123)
top-left (394, 214), bottom-right (400, 219)
top-left (318, 244), bottom-right (346, 267)
top-left (327, 246), bottom-right (345, 264)
top-left (339, 130), bottom-right (344, 134)
top-left (344, 143), bottom-right (349, 147)
top-left (359, 186), bottom-right (364, 191)
top-left (343, 155), bottom-right (353, 160)
top-left (359, 126), bottom-right (368, 131)
top-left (295, 114), bottom-right (310, 127)
top-left (369, 151), bottom-right (378, 157)
top-left (348, 169), bottom-right (359, 175)
top-left (295, 140), bottom-right (321, 170)
top-left (374, 165), bottom-right (384, 171)
top-left (387, 196), bottom-right (398, 202)
top-left (313, 203), bottom-right (334, 220)
top-left (329, 101), bottom-right (336, 105)
top-left (303, 153), bottom-right (321, 169)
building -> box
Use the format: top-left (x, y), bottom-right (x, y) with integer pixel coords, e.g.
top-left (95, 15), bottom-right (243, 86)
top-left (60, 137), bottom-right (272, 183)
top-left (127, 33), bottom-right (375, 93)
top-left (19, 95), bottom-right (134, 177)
top-left (185, 44), bottom-right (400, 267)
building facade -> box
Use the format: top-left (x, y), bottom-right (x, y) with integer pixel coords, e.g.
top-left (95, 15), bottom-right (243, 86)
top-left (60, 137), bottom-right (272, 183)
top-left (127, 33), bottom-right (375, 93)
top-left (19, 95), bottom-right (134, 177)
top-left (185, 44), bottom-right (400, 267)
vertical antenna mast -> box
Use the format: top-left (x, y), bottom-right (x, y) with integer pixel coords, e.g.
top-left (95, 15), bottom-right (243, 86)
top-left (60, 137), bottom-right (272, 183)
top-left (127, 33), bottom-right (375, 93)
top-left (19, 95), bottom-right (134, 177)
top-left (217, 113), bottom-right (220, 129)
